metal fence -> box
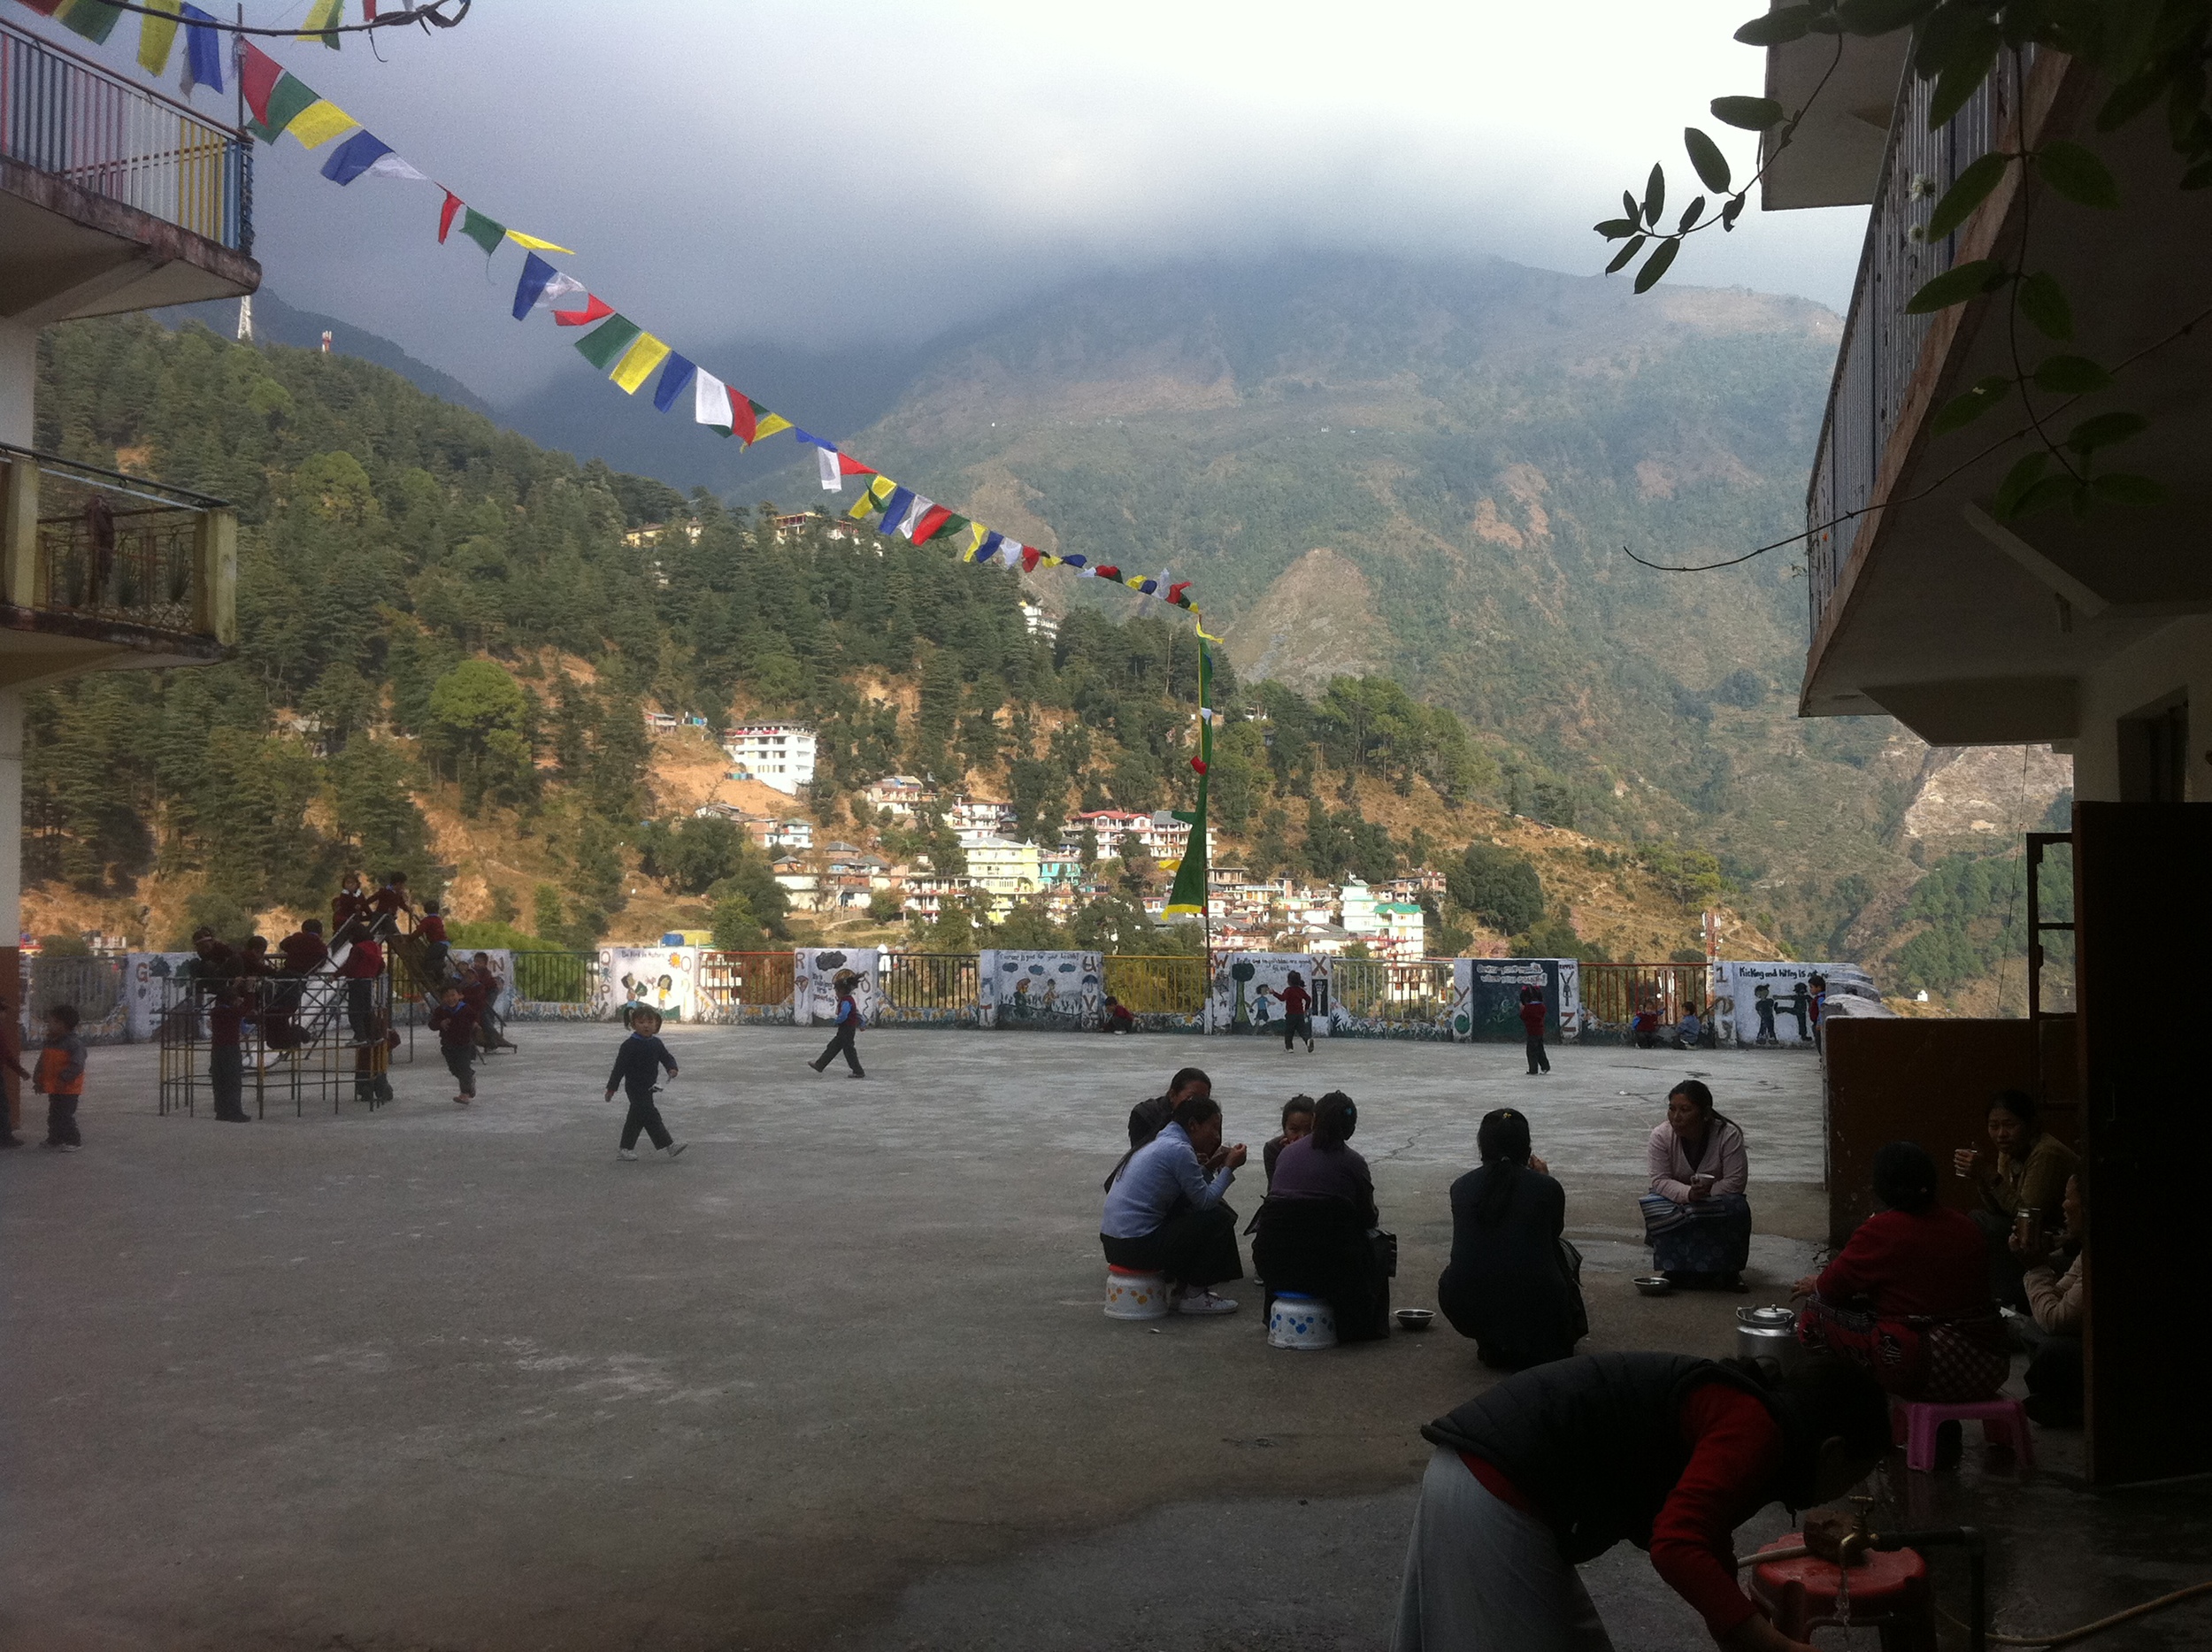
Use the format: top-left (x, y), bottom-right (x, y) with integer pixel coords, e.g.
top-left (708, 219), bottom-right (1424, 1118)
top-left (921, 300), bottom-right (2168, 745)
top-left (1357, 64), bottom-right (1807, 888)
top-left (1102, 954), bottom-right (1206, 1032)
top-left (507, 950), bottom-right (596, 1020)
top-left (879, 952), bottom-right (980, 1026)
top-left (1578, 963), bottom-right (1711, 1042)
top-left (1807, 49), bottom-right (2032, 638)
top-left (20, 953), bottom-right (126, 1042)
top-left (1330, 958), bottom-right (1459, 1040)
top-left (695, 950), bottom-right (795, 1025)
top-left (6, 442), bottom-right (227, 635)
top-left (1, 15), bottom-right (250, 249)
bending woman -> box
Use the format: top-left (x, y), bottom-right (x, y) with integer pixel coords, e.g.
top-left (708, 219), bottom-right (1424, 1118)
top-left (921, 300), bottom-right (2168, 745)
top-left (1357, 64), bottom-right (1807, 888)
top-left (1252, 1090), bottom-right (1390, 1341)
top-left (1436, 1108), bottom-right (1587, 1370)
top-left (1792, 1141), bottom-right (2007, 1403)
top-left (1640, 1079), bottom-right (1752, 1290)
top-left (1101, 1081), bottom-right (1246, 1317)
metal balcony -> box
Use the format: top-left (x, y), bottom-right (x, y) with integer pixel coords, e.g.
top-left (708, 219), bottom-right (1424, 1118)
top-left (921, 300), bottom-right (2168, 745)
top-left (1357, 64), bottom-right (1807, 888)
top-left (0, 442), bottom-right (234, 680)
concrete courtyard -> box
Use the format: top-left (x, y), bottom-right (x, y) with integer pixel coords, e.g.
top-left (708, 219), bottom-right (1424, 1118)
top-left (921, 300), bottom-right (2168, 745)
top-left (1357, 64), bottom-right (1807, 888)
top-left (4, 1026), bottom-right (2200, 1650)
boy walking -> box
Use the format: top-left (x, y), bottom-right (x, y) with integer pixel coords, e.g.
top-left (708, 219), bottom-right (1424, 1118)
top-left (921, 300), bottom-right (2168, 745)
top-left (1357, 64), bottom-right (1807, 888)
top-left (1517, 987), bottom-right (1551, 1075)
top-left (34, 1003), bottom-right (87, 1149)
top-left (1279, 970), bottom-right (1315, 1053)
top-left (605, 1007), bottom-right (685, 1160)
top-left (427, 983), bottom-right (479, 1105)
top-left (808, 970), bottom-right (866, 1078)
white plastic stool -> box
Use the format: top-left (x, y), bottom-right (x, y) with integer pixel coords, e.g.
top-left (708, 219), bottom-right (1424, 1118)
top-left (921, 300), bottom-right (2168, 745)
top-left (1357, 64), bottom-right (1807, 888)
top-left (1268, 1292), bottom-right (1338, 1349)
top-left (1104, 1264), bottom-right (1171, 1320)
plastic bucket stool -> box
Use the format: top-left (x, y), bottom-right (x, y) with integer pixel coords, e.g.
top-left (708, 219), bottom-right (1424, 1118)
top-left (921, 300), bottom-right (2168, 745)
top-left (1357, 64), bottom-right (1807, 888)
top-left (1268, 1292), bottom-right (1338, 1350)
top-left (1747, 1539), bottom-right (1936, 1651)
top-left (1104, 1265), bottom-right (1171, 1320)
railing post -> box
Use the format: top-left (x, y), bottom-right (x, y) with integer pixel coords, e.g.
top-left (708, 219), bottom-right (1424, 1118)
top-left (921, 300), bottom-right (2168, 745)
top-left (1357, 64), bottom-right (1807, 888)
top-left (1, 456), bottom-right (37, 609)
top-left (192, 505), bottom-right (234, 644)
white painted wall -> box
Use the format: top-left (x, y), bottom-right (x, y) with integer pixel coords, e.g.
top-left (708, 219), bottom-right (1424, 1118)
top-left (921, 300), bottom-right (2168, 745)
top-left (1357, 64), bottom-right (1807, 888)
top-left (2071, 618), bottom-right (2212, 802)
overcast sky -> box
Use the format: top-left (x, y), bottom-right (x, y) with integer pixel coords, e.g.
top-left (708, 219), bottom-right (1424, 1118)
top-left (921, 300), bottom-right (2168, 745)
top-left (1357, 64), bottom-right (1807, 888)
top-left (34, 1), bottom-right (1869, 403)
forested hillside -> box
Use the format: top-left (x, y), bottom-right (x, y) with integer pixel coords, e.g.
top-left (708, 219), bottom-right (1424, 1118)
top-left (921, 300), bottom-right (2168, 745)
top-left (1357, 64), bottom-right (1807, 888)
top-left (30, 312), bottom-right (1722, 958)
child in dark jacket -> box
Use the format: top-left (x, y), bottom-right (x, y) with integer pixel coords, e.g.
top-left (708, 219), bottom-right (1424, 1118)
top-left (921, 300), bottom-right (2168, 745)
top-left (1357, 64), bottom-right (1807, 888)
top-left (427, 985), bottom-right (478, 1104)
top-left (808, 970), bottom-right (865, 1078)
top-left (604, 1006), bottom-right (684, 1160)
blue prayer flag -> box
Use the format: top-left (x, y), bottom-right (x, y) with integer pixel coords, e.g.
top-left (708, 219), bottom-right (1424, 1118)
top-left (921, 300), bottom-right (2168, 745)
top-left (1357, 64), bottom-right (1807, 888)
top-left (511, 252), bottom-right (557, 320)
top-left (180, 4), bottom-right (224, 94)
top-left (876, 485), bottom-right (915, 535)
top-left (321, 129), bottom-right (394, 187)
top-left (652, 353), bottom-right (696, 414)
top-left (974, 530), bottom-right (1004, 564)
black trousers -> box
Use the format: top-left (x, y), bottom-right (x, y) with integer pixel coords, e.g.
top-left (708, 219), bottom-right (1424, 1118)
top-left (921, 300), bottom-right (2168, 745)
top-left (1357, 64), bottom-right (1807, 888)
top-left (1525, 1035), bottom-right (1550, 1073)
top-left (44, 1095), bottom-right (81, 1147)
top-left (620, 1086), bottom-right (672, 1150)
top-left (811, 1020), bottom-right (864, 1075)
top-left (1282, 1013), bottom-right (1312, 1050)
top-left (346, 978), bottom-right (374, 1043)
top-left (1101, 1203), bottom-right (1243, 1289)
top-left (211, 1044), bottom-right (244, 1116)
top-left (1251, 1197), bottom-right (1391, 1341)
top-left (442, 1042), bottom-right (476, 1096)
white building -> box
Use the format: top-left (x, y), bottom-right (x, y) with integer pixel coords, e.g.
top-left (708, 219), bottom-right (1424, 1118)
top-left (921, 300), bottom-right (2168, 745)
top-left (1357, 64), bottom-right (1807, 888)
top-left (722, 724), bottom-right (818, 795)
top-left (1021, 602), bottom-right (1060, 642)
top-left (1340, 879), bottom-right (1381, 935)
top-left (1375, 901), bottom-right (1426, 962)
top-left (862, 776), bottom-right (935, 819)
top-left (949, 797), bottom-right (1018, 843)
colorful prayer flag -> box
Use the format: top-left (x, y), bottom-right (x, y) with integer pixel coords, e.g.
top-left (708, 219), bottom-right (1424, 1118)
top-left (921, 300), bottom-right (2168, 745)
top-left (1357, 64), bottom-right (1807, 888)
top-left (241, 44), bottom-right (288, 125)
top-left (908, 505), bottom-right (955, 543)
top-left (971, 529), bottom-right (1003, 564)
top-left (511, 252), bottom-right (557, 319)
top-left (305, 0), bottom-right (343, 48)
top-left (55, 1), bottom-right (125, 46)
top-left (610, 333), bottom-right (672, 395)
top-left (138, 0), bottom-right (181, 76)
top-left (287, 100), bottom-right (358, 150)
top-left (364, 151), bottom-right (429, 181)
top-left (552, 294), bottom-right (613, 327)
top-left (505, 230), bottom-right (576, 255)
top-left (574, 314), bottom-right (644, 373)
top-left (695, 371), bottom-right (736, 435)
top-left (848, 475), bottom-right (896, 521)
top-left (179, 5), bottom-right (223, 95)
top-left (875, 487), bottom-right (918, 537)
top-left (1163, 640), bottom-right (1213, 917)
top-left (437, 192), bottom-right (464, 243)
top-left (321, 129), bottom-right (391, 185)
top-left (652, 354), bottom-right (695, 413)
top-left (458, 208), bottom-right (505, 257)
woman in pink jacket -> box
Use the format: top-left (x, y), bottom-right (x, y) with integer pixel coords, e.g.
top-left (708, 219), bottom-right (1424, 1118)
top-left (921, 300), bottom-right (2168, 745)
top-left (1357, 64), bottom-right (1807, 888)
top-left (1640, 1080), bottom-right (1752, 1291)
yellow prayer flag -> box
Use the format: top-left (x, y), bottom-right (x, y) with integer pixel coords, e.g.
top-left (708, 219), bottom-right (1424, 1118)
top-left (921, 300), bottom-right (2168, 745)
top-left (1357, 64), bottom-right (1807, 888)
top-left (751, 411), bottom-right (793, 442)
top-left (138, 0), bottom-right (181, 75)
top-left (610, 333), bottom-right (672, 396)
top-left (305, 0), bottom-right (343, 47)
top-left (960, 522), bottom-right (987, 561)
top-left (287, 101), bottom-right (358, 150)
top-left (505, 230), bottom-right (578, 255)
top-left (848, 475), bottom-right (895, 522)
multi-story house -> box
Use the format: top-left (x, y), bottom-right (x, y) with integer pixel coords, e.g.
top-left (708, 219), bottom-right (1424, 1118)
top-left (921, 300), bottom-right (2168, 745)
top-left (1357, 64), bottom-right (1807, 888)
top-left (964, 835), bottom-right (1041, 899)
top-left (862, 775), bottom-right (935, 819)
top-left (721, 723), bottom-right (817, 794)
top-left (1, 15), bottom-right (256, 1062)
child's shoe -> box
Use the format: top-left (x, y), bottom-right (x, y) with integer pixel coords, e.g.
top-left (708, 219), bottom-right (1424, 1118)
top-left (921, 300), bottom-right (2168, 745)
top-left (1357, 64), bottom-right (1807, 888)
top-left (664, 1141), bottom-right (687, 1160)
top-left (618, 1149), bottom-right (638, 1161)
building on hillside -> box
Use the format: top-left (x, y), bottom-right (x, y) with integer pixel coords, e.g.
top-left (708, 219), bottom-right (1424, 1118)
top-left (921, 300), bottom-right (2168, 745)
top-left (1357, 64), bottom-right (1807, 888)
top-left (862, 775), bottom-right (934, 819)
top-left (900, 872), bottom-right (974, 919)
top-left (762, 818), bottom-right (813, 851)
top-left (0, 12), bottom-right (257, 1041)
top-left (1340, 878), bottom-right (1381, 935)
top-left (1296, 922), bottom-right (1356, 958)
top-left (721, 724), bottom-right (817, 794)
top-left (1766, 28), bottom-right (2212, 1482)
top-left (964, 835), bottom-right (1041, 897)
top-left (644, 710), bottom-right (680, 732)
top-left (1281, 884), bottom-right (1339, 933)
top-left (1020, 602), bottom-right (1060, 642)
top-left (948, 797), bottom-right (1018, 842)
top-left (822, 850), bottom-right (891, 908)
top-left (1382, 871), bottom-right (1447, 902)
top-left (768, 854), bottom-right (817, 902)
top-left (1374, 901), bottom-right (1426, 962)
top-left (1037, 848), bottom-right (1083, 887)
top-left (1060, 808), bottom-right (1190, 861)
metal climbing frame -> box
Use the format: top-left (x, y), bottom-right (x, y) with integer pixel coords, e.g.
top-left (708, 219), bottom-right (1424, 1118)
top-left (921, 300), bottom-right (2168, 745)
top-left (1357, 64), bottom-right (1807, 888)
top-left (155, 962), bottom-right (395, 1118)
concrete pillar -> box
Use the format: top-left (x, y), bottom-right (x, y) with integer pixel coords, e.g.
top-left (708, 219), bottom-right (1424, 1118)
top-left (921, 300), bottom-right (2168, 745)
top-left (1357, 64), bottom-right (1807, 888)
top-left (0, 317), bottom-right (33, 449)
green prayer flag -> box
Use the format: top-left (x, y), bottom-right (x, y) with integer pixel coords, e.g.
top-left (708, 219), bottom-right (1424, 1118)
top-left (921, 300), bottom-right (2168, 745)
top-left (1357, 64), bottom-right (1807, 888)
top-left (305, 0), bottom-right (344, 48)
top-left (250, 73), bottom-right (322, 144)
top-left (458, 209), bottom-right (507, 257)
top-left (574, 315), bottom-right (644, 373)
top-left (1164, 640), bottom-right (1211, 918)
top-left (58, 1), bottom-right (126, 45)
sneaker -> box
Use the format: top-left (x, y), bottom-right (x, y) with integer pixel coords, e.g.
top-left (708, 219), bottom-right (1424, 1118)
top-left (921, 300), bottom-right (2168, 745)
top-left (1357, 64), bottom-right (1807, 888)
top-left (58, 1142), bottom-right (81, 1152)
top-left (664, 1142), bottom-right (687, 1160)
top-left (454, 1095), bottom-right (472, 1106)
top-left (1174, 1288), bottom-right (1239, 1316)
top-left (618, 1149), bottom-right (638, 1161)
top-left (848, 1072), bottom-right (867, 1080)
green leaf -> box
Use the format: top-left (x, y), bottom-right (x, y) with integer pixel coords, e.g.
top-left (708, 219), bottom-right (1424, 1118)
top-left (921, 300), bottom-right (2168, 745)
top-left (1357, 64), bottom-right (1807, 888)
top-left (2095, 72), bottom-right (2166, 134)
top-left (1606, 234), bottom-right (1647, 274)
top-left (1624, 189), bottom-right (1641, 223)
top-left (1721, 194), bottom-right (1747, 231)
top-left (1594, 217), bottom-right (1640, 240)
top-left (1684, 127), bottom-right (1732, 194)
top-left (1642, 164), bottom-right (1666, 227)
top-left (2063, 411), bottom-right (2148, 454)
top-left (1734, 6), bottom-right (1813, 45)
top-left (1927, 34), bottom-right (1999, 130)
top-left (1677, 195), bottom-right (1708, 233)
top-left (1931, 374), bottom-right (2012, 433)
top-left (2087, 472), bottom-right (2166, 506)
top-left (2016, 271), bottom-right (2072, 340)
top-left (2093, 0), bottom-right (2165, 84)
top-left (2034, 140), bottom-right (2121, 207)
top-left (2008, 473), bottom-right (2082, 519)
top-left (1903, 257), bottom-right (2007, 313)
top-left (2031, 354), bottom-right (2112, 395)
top-left (1834, 0), bottom-right (1940, 34)
top-left (1991, 449), bottom-right (2049, 519)
top-left (1924, 151), bottom-right (2009, 240)
top-left (1632, 237), bottom-right (1682, 294)
top-left (1711, 96), bottom-right (1787, 131)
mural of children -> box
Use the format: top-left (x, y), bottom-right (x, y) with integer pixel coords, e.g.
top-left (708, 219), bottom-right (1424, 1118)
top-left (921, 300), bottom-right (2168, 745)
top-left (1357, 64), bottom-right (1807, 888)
top-left (1754, 984), bottom-right (1778, 1047)
top-left (1788, 980), bottom-right (1812, 1042)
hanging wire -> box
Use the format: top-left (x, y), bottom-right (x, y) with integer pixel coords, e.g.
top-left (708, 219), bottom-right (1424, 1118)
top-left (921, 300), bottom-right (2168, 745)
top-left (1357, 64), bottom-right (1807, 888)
top-left (71, 0), bottom-right (470, 37)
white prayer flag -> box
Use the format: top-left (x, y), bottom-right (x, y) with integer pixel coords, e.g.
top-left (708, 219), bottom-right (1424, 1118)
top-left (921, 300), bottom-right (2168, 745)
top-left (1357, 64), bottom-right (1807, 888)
top-left (695, 370), bottom-right (734, 432)
top-left (818, 446), bottom-right (843, 491)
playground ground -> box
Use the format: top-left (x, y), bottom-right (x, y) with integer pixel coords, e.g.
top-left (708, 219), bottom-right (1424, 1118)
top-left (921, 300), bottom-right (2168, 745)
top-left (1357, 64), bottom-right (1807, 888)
top-left (3, 1026), bottom-right (2202, 1650)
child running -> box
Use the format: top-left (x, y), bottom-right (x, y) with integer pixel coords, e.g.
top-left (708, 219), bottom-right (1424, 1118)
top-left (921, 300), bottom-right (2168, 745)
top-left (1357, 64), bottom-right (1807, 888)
top-left (604, 1006), bottom-right (685, 1161)
top-left (427, 983), bottom-right (479, 1105)
top-left (33, 1003), bottom-right (86, 1150)
top-left (808, 969), bottom-right (866, 1078)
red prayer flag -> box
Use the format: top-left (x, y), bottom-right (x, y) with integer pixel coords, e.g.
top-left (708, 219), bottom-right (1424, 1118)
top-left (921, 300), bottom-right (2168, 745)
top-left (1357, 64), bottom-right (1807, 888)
top-left (1167, 581), bottom-right (1191, 604)
top-left (19, 2), bottom-right (65, 14)
top-left (908, 505), bottom-right (955, 543)
top-left (839, 454), bottom-right (876, 477)
top-left (438, 192), bottom-right (464, 244)
top-left (364, 1), bottom-right (378, 17)
top-left (241, 43), bottom-right (286, 125)
top-left (551, 296), bottom-right (615, 327)
top-left (1020, 545), bottom-right (1041, 572)
top-left (728, 397), bottom-right (759, 444)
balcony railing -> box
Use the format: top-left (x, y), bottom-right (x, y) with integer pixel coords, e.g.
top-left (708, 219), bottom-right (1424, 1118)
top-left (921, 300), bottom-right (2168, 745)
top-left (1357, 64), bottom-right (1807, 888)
top-left (1805, 49), bottom-right (2034, 639)
top-left (2, 443), bottom-right (234, 645)
top-left (1, 14), bottom-right (250, 251)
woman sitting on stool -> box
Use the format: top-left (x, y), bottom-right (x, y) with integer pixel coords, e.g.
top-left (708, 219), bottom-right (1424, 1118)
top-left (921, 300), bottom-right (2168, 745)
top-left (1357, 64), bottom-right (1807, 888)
top-left (1100, 1078), bottom-right (1246, 1316)
top-left (1251, 1090), bottom-right (1391, 1341)
top-left (1436, 1108), bottom-right (1586, 1370)
top-left (1791, 1141), bottom-right (2007, 1404)
top-left (1640, 1079), bottom-right (1753, 1291)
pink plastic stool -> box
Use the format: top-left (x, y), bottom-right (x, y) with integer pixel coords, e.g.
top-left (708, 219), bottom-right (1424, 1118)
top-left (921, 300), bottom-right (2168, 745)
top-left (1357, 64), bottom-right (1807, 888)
top-left (1889, 1396), bottom-right (2034, 1472)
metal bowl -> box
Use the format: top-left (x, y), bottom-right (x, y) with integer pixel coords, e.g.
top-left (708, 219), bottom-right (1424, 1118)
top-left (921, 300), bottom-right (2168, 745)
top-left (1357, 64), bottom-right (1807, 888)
top-left (1394, 1308), bottom-right (1435, 1332)
top-left (1632, 1275), bottom-right (1674, 1297)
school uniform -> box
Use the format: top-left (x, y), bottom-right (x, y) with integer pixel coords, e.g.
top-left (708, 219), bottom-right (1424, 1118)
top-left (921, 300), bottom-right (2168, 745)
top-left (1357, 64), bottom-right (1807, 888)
top-left (810, 991), bottom-right (864, 1076)
top-left (1279, 982), bottom-right (1314, 1051)
top-left (209, 1000), bottom-right (249, 1119)
top-left (1519, 999), bottom-right (1550, 1073)
top-left (607, 1030), bottom-right (679, 1151)
top-left (429, 999), bottom-right (479, 1098)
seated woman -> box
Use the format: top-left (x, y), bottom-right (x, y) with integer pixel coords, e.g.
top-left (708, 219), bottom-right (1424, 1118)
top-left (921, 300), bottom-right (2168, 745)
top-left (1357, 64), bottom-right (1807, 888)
top-left (1436, 1109), bottom-right (1587, 1370)
top-left (1792, 1141), bottom-right (2008, 1403)
top-left (1639, 1080), bottom-right (1752, 1290)
top-left (1954, 1088), bottom-right (2078, 1311)
top-left (1100, 1080), bottom-right (1246, 1316)
top-left (1252, 1090), bottom-right (1390, 1341)
top-left (2013, 1171), bottom-right (2085, 1426)
top-left (1263, 1095), bottom-right (1317, 1187)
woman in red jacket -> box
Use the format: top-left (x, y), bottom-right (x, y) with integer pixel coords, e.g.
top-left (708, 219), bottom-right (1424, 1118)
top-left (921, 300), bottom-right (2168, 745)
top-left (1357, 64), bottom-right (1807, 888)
top-left (1792, 1140), bottom-right (2007, 1402)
